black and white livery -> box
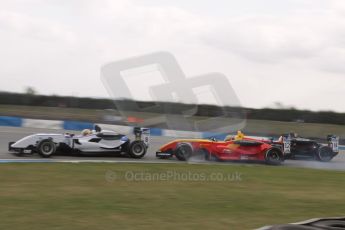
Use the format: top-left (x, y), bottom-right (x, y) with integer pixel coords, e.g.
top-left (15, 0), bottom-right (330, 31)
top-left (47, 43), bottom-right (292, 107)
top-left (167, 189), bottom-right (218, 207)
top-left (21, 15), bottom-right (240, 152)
top-left (276, 134), bottom-right (339, 162)
top-left (8, 125), bottom-right (150, 158)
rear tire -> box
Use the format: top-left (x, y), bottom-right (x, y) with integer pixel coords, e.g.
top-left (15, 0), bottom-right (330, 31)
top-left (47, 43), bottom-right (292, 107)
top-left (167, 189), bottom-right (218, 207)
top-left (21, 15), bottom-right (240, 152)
top-left (317, 146), bottom-right (334, 162)
top-left (37, 139), bottom-right (56, 158)
top-left (128, 141), bottom-right (147, 158)
top-left (174, 144), bottom-right (193, 161)
top-left (265, 148), bottom-right (283, 165)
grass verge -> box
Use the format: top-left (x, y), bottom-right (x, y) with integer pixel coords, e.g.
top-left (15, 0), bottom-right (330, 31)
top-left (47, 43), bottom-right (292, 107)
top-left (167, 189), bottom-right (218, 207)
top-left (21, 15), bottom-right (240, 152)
top-left (0, 163), bottom-right (344, 230)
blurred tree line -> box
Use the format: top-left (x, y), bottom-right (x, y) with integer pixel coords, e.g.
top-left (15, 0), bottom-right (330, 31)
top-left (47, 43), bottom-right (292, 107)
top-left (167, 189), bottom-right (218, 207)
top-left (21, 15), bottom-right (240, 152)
top-left (0, 91), bottom-right (344, 125)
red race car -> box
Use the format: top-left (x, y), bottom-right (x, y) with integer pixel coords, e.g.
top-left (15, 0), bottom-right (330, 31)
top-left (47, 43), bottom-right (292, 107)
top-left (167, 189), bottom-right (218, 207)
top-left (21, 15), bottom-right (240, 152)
top-left (156, 132), bottom-right (284, 165)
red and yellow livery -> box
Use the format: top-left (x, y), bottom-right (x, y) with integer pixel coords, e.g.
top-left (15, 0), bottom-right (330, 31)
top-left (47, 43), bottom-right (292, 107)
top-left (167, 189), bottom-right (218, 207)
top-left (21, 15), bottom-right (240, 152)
top-left (156, 132), bottom-right (284, 165)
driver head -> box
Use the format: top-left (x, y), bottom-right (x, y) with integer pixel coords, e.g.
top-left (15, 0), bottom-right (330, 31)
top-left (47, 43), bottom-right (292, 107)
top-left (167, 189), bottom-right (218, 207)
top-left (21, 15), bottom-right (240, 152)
top-left (81, 129), bottom-right (92, 136)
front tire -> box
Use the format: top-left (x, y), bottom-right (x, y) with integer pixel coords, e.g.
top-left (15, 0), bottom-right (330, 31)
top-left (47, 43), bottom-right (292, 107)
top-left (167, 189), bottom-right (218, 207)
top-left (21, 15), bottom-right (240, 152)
top-left (265, 148), bottom-right (283, 165)
top-left (128, 141), bottom-right (147, 158)
top-left (174, 144), bottom-right (193, 161)
top-left (37, 139), bottom-right (56, 158)
top-left (317, 146), bottom-right (334, 162)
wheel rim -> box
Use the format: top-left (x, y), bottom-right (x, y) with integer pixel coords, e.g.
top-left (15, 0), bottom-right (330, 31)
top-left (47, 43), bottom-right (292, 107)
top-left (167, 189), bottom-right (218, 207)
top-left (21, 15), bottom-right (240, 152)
top-left (178, 147), bottom-right (190, 159)
top-left (268, 150), bottom-right (280, 162)
top-left (41, 143), bottom-right (53, 155)
top-left (132, 144), bottom-right (144, 155)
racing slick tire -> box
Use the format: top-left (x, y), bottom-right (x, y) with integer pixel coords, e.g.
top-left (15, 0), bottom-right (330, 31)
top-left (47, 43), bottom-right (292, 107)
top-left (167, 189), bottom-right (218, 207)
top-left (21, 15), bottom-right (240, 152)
top-left (174, 143), bottom-right (193, 161)
top-left (316, 146), bottom-right (334, 162)
top-left (128, 141), bottom-right (147, 159)
top-left (37, 139), bottom-right (56, 158)
top-left (265, 147), bottom-right (283, 165)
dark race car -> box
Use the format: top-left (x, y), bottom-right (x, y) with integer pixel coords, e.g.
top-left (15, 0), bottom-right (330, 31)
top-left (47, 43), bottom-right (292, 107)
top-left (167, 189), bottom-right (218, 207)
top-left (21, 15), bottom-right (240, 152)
top-left (274, 134), bottom-right (339, 162)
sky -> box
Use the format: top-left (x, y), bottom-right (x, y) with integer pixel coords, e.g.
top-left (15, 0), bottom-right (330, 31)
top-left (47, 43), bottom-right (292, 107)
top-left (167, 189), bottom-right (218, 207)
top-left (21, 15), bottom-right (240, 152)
top-left (0, 0), bottom-right (345, 112)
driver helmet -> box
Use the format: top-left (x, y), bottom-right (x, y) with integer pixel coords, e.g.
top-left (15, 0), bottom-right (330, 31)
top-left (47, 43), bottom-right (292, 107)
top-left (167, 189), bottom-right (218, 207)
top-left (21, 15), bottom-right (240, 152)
top-left (81, 129), bottom-right (92, 136)
top-left (235, 130), bottom-right (244, 140)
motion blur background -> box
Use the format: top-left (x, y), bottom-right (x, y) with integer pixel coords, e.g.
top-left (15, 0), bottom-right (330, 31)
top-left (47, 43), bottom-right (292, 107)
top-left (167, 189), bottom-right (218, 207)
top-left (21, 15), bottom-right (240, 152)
top-left (1, 0), bottom-right (345, 138)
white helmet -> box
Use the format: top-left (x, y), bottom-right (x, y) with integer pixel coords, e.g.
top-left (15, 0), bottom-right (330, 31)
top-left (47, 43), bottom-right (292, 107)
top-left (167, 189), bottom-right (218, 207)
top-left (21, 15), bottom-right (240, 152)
top-left (81, 129), bottom-right (92, 136)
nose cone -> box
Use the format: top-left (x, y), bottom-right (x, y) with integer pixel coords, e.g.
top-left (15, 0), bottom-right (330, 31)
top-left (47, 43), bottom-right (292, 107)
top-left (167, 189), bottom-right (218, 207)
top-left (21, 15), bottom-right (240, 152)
top-left (11, 134), bottom-right (36, 148)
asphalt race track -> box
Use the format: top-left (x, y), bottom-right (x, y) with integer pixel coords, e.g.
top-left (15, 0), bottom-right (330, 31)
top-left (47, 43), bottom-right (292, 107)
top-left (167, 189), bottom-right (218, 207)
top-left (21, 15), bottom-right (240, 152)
top-left (1, 126), bottom-right (345, 171)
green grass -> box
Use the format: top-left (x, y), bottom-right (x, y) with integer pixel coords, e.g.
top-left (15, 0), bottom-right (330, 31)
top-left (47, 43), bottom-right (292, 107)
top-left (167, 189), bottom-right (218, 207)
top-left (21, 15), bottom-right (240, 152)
top-left (0, 163), bottom-right (344, 230)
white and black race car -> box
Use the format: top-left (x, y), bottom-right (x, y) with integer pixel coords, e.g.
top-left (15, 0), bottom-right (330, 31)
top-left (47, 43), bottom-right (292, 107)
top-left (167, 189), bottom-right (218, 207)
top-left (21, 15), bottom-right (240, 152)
top-left (8, 125), bottom-right (150, 158)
